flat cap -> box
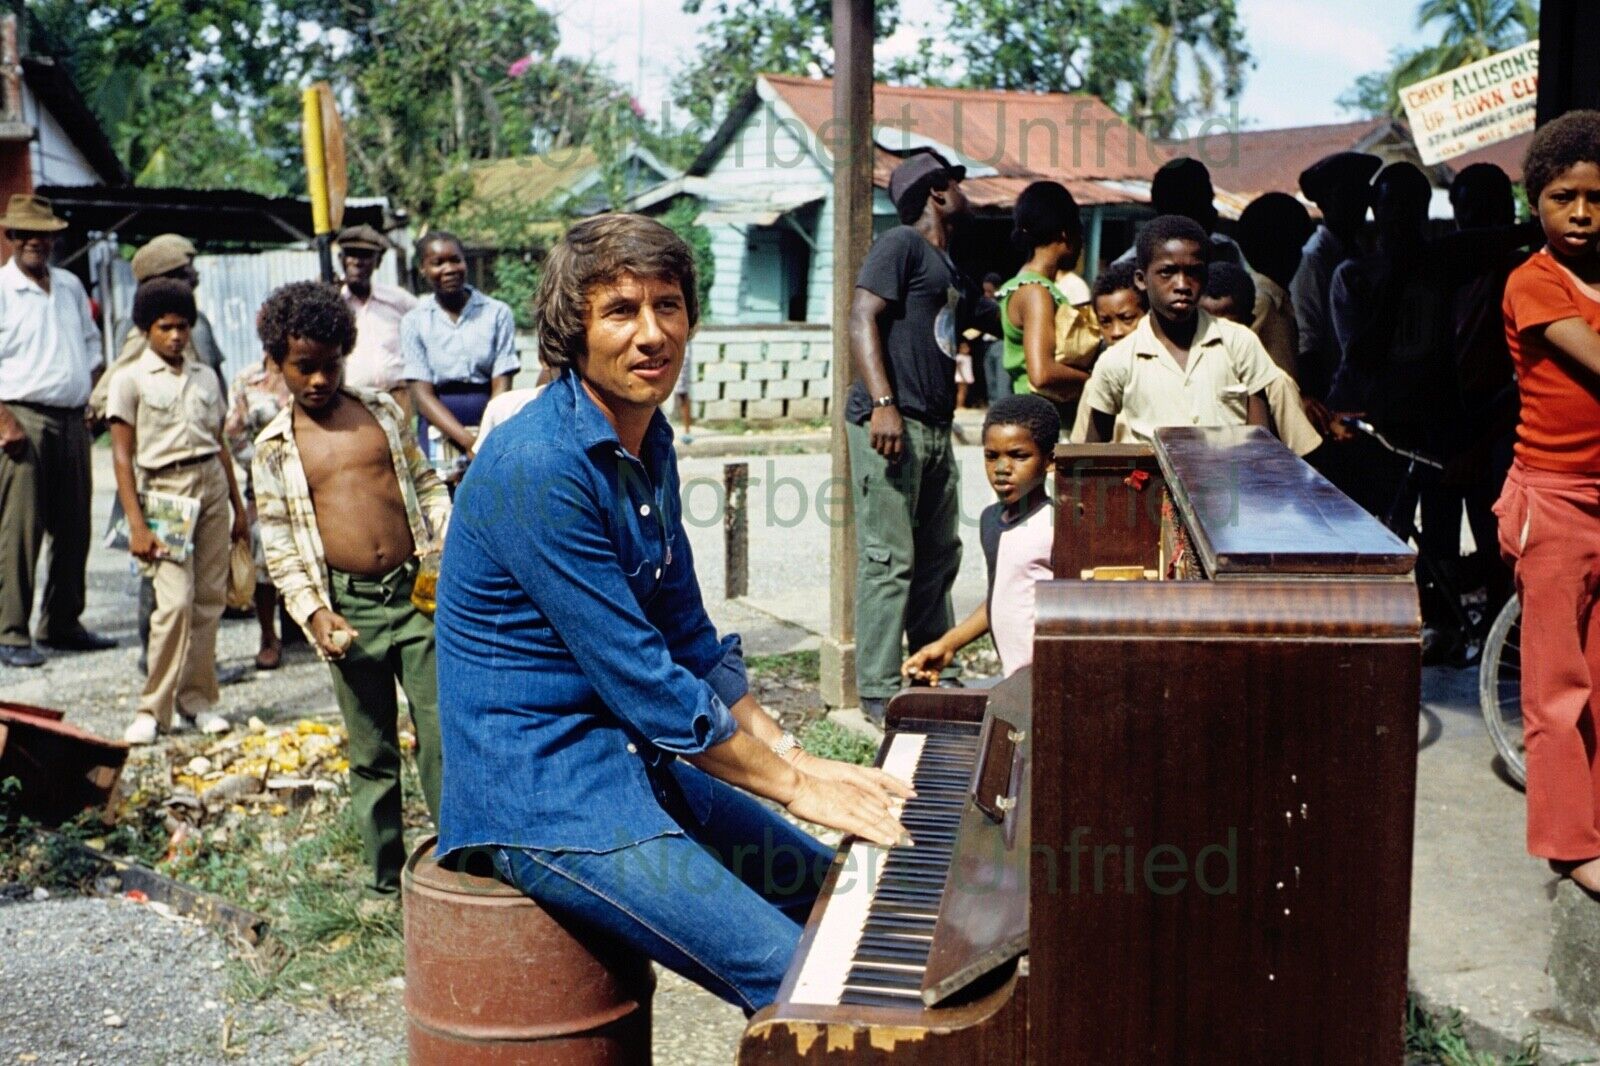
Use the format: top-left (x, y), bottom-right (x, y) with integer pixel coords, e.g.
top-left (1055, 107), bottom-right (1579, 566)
top-left (888, 149), bottom-right (966, 210)
top-left (1298, 152), bottom-right (1383, 204)
top-left (336, 224), bottom-right (391, 252)
top-left (131, 234), bottom-right (196, 282)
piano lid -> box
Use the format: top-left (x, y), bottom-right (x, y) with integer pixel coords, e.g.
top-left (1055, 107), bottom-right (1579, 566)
top-left (1153, 426), bottom-right (1416, 579)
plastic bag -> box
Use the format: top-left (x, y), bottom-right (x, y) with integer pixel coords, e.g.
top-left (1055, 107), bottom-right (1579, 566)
top-left (226, 536), bottom-right (256, 611)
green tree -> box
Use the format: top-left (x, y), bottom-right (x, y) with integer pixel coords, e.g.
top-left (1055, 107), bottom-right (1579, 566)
top-left (674, 0), bottom-right (904, 130)
top-left (1341, 0), bottom-right (1537, 118)
top-left (944, 0), bottom-right (1250, 136)
top-left (24, 0), bottom-right (316, 193)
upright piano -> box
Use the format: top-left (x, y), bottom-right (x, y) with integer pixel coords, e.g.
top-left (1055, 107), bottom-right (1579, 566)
top-left (739, 426), bottom-right (1421, 1064)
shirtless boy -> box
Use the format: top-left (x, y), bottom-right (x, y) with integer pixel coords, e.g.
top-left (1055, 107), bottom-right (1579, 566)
top-left (251, 281), bottom-right (450, 900)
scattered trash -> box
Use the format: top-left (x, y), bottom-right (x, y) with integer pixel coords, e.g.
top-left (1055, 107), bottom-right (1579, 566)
top-left (101, 1013), bottom-right (123, 1029)
top-left (29, 887), bottom-right (47, 901)
top-left (124, 889), bottom-right (149, 904)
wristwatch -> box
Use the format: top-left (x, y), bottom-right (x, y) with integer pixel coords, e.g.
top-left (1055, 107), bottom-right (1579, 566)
top-left (871, 394), bottom-right (897, 409)
top-left (771, 731), bottom-right (804, 762)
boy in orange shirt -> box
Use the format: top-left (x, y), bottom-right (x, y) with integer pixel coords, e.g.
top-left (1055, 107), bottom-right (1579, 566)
top-left (1497, 110), bottom-right (1600, 893)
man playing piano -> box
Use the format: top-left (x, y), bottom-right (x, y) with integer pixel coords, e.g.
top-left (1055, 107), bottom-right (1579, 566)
top-left (433, 214), bottom-right (913, 1015)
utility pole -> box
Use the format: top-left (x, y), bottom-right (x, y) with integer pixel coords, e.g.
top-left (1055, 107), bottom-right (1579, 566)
top-left (821, 0), bottom-right (875, 711)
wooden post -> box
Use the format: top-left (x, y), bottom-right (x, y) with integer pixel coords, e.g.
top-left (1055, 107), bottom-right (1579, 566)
top-left (724, 462), bottom-right (748, 600)
top-left (821, 0), bottom-right (875, 711)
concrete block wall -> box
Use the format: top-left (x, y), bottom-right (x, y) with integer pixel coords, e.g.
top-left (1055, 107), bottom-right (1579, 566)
top-left (684, 324), bottom-right (834, 422)
top-left (511, 325), bottom-right (836, 423)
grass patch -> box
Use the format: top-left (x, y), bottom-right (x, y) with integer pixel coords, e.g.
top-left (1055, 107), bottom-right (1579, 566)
top-left (747, 649), bottom-right (820, 685)
top-left (1404, 996), bottom-right (1549, 1066)
top-left (799, 719), bottom-right (878, 766)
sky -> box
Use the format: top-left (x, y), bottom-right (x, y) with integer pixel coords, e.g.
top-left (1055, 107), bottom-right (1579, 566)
top-left (553, 0), bottom-right (1422, 133)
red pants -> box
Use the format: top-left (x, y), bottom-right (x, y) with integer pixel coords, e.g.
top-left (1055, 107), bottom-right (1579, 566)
top-left (1495, 460), bottom-right (1600, 860)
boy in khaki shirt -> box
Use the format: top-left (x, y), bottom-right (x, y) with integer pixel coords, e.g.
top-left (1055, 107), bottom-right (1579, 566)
top-left (1084, 215), bottom-right (1276, 445)
top-left (107, 280), bottom-right (247, 744)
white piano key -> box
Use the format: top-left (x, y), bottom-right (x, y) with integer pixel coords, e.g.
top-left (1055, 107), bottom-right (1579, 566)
top-left (790, 732), bottom-right (927, 1007)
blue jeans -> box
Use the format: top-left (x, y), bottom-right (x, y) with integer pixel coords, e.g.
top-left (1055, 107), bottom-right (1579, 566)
top-left (492, 763), bottom-right (833, 1014)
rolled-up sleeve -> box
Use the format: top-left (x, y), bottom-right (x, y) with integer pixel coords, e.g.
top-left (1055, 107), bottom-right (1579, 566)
top-left (478, 446), bottom-right (736, 754)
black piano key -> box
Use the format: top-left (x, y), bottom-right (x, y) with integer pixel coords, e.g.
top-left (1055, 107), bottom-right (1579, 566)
top-left (846, 966), bottom-right (925, 990)
top-left (840, 987), bottom-right (924, 1009)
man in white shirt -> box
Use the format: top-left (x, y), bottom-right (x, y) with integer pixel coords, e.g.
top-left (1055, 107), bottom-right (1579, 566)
top-left (0, 195), bottom-right (113, 667)
top-left (337, 225), bottom-right (418, 416)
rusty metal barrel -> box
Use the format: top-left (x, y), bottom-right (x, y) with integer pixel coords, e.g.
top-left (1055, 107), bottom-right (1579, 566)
top-left (403, 837), bottom-right (654, 1065)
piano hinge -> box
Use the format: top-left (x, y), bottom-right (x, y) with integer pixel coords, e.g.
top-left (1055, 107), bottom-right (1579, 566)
top-left (1007, 729), bottom-right (1026, 744)
top-left (993, 795), bottom-right (1016, 813)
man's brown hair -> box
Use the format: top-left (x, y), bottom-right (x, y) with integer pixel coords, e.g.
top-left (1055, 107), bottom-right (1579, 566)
top-left (534, 213), bottom-right (699, 369)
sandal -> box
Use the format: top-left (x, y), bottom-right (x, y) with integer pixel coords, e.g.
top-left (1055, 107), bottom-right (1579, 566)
top-left (254, 641), bottom-right (283, 671)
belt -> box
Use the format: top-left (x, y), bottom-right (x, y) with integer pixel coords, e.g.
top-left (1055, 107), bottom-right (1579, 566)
top-left (435, 381), bottom-right (492, 396)
top-left (142, 452), bottom-right (219, 478)
top-left (5, 400), bottom-right (84, 417)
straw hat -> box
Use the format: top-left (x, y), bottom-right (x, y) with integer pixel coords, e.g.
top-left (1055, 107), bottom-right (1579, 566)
top-left (0, 194), bottom-right (67, 233)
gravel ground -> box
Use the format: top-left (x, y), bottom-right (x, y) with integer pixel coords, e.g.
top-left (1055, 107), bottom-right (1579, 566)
top-left (0, 895), bottom-right (404, 1065)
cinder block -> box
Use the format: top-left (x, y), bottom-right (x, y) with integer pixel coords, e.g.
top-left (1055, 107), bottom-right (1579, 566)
top-left (722, 380), bottom-right (763, 401)
top-left (765, 341), bottom-right (807, 362)
top-left (721, 342), bottom-right (765, 363)
top-left (746, 399), bottom-right (786, 420)
top-left (690, 382), bottom-right (723, 401)
top-left (765, 379), bottom-right (805, 399)
top-left (787, 397), bottom-right (827, 419)
top-left (701, 362), bottom-right (744, 383)
top-left (701, 399), bottom-right (743, 421)
top-left (788, 360), bottom-right (829, 380)
top-left (745, 362), bottom-right (786, 382)
top-left (804, 377), bottom-right (835, 398)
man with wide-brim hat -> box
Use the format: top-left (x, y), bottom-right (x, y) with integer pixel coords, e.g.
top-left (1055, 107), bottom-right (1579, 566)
top-left (0, 194), bottom-right (114, 667)
top-left (337, 223), bottom-right (417, 414)
top-left (844, 148), bottom-right (978, 723)
top-left (1290, 151), bottom-right (1382, 402)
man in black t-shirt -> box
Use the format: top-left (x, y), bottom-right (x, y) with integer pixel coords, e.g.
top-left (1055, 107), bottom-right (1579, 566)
top-left (846, 150), bottom-right (977, 724)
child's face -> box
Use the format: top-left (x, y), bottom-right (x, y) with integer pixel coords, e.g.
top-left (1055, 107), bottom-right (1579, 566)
top-left (1199, 293), bottom-right (1249, 325)
top-left (147, 313), bottom-right (191, 362)
top-left (279, 336), bottom-right (346, 411)
top-left (1094, 290), bottom-right (1143, 345)
top-left (1137, 239), bottom-right (1205, 324)
top-left (983, 423), bottom-right (1048, 507)
top-left (1537, 161), bottom-right (1600, 263)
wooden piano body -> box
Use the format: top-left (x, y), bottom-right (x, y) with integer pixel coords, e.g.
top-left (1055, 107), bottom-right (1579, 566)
top-left (740, 426), bottom-right (1420, 1064)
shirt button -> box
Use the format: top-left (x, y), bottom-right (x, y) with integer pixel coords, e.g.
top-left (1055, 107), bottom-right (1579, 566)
top-left (639, 504), bottom-right (651, 517)
top-left (626, 743), bottom-right (638, 754)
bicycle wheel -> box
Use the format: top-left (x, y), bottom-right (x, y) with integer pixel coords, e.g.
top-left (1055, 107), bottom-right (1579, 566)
top-left (1478, 597), bottom-right (1525, 787)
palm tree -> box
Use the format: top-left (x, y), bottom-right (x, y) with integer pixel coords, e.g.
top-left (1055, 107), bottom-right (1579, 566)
top-left (1391, 0), bottom-right (1537, 101)
top-left (1137, 0), bottom-right (1252, 137)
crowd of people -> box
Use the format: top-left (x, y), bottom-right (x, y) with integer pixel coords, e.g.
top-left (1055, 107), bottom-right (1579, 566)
top-left (0, 104), bottom-right (1598, 1008)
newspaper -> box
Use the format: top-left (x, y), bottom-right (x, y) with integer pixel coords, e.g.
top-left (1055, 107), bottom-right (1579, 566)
top-left (105, 491), bottom-right (201, 563)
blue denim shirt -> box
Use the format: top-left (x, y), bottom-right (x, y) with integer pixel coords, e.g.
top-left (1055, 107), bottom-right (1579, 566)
top-left (435, 370), bottom-right (745, 856)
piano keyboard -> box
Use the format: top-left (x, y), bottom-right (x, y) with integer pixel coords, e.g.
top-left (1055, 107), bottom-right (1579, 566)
top-left (789, 727), bottom-right (981, 1009)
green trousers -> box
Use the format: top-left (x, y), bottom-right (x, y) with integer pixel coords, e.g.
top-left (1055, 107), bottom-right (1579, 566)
top-left (327, 560), bottom-right (443, 896)
top-left (845, 417), bottom-right (963, 699)
top-left (0, 403), bottom-right (91, 646)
